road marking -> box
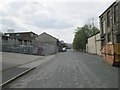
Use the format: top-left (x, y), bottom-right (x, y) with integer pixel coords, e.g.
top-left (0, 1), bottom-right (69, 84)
top-left (58, 65), bottom-right (63, 72)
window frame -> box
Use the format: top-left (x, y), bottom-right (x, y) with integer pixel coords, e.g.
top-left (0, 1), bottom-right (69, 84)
top-left (107, 33), bottom-right (111, 42)
top-left (107, 11), bottom-right (111, 27)
top-left (114, 4), bottom-right (118, 23)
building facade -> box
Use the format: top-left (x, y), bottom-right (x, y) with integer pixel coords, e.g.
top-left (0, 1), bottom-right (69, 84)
top-left (99, 1), bottom-right (120, 66)
top-left (5, 31), bottom-right (38, 45)
top-left (2, 31), bottom-right (63, 56)
top-left (33, 32), bottom-right (62, 55)
top-left (2, 31), bottom-right (38, 54)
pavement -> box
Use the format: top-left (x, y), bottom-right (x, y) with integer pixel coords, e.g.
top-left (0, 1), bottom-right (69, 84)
top-left (1, 52), bottom-right (44, 71)
top-left (0, 52), bottom-right (55, 87)
top-left (4, 50), bottom-right (118, 88)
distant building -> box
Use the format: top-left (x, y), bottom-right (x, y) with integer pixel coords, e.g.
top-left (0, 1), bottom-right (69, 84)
top-left (5, 31), bottom-right (38, 40)
top-left (33, 32), bottom-right (62, 55)
top-left (2, 31), bottom-right (38, 54)
top-left (99, 1), bottom-right (120, 66)
top-left (2, 31), bottom-right (63, 56)
top-left (2, 35), bottom-right (32, 46)
top-left (4, 31), bottom-right (38, 45)
top-left (2, 34), bottom-right (34, 53)
top-left (66, 43), bottom-right (72, 49)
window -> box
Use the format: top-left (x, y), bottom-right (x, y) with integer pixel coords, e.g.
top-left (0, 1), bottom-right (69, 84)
top-left (108, 33), bottom-right (111, 42)
top-left (16, 34), bottom-right (20, 36)
top-left (31, 33), bottom-right (33, 37)
top-left (107, 11), bottom-right (111, 27)
top-left (101, 17), bottom-right (106, 34)
top-left (116, 34), bottom-right (120, 43)
top-left (30, 41), bottom-right (32, 45)
top-left (114, 4), bottom-right (118, 23)
top-left (101, 17), bottom-right (104, 33)
top-left (24, 40), bottom-right (27, 45)
top-left (19, 39), bottom-right (22, 45)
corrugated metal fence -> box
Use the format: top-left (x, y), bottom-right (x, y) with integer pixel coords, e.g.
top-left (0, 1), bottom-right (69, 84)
top-left (2, 42), bottom-right (58, 56)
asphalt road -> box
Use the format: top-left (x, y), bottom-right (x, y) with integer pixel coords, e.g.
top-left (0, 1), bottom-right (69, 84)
top-left (5, 50), bottom-right (118, 88)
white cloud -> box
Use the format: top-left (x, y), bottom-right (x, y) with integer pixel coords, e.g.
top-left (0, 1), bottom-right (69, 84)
top-left (0, 0), bottom-right (114, 43)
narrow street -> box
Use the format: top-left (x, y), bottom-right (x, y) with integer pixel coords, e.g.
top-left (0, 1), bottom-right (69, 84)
top-left (5, 50), bottom-right (118, 88)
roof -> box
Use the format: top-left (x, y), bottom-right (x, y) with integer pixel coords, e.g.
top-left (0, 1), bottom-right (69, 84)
top-left (5, 31), bottom-right (38, 36)
top-left (39, 32), bottom-right (58, 40)
top-left (2, 35), bottom-right (32, 41)
top-left (87, 31), bottom-right (100, 39)
top-left (99, 1), bottom-right (117, 18)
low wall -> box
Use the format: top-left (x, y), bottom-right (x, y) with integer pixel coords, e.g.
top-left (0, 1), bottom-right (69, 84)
top-left (86, 33), bottom-right (101, 55)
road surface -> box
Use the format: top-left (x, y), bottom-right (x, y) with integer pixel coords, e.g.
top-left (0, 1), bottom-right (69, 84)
top-left (5, 50), bottom-right (118, 88)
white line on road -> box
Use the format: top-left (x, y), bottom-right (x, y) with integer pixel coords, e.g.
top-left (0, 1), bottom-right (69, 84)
top-left (58, 65), bottom-right (63, 72)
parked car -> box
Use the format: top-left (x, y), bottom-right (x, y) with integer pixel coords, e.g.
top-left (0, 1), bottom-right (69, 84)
top-left (62, 47), bottom-right (66, 52)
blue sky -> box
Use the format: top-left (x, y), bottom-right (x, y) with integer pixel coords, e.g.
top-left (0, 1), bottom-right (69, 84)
top-left (0, 0), bottom-right (114, 43)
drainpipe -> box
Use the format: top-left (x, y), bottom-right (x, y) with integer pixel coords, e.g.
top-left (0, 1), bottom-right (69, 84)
top-left (111, 7), bottom-right (115, 65)
top-left (95, 33), bottom-right (97, 55)
top-left (111, 13), bottom-right (114, 44)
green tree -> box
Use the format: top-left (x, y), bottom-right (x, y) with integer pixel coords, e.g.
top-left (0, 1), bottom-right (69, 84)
top-left (73, 24), bottom-right (99, 51)
top-left (63, 43), bottom-right (67, 47)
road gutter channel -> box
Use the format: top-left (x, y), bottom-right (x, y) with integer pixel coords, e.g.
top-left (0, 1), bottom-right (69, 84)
top-left (1, 57), bottom-right (44, 72)
top-left (0, 54), bottom-right (55, 88)
top-left (0, 67), bottom-right (36, 87)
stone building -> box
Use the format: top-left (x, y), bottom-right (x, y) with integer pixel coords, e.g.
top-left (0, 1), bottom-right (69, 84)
top-left (4, 31), bottom-right (38, 45)
top-left (2, 31), bottom-right (38, 54)
top-left (33, 32), bottom-right (62, 55)
top-left (99, 0), bottom-right (120, 66)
